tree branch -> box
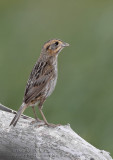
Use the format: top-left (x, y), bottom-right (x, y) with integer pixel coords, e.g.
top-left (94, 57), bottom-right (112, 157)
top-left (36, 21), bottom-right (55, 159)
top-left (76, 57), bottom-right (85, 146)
top-left (0, 103), bottom-right (112, 160)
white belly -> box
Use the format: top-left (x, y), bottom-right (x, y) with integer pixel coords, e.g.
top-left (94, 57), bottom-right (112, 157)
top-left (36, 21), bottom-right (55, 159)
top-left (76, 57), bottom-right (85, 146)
top-left (46, 75), bottom-right (57, 97)
top-left (45, 61), bottom-right (58, 98)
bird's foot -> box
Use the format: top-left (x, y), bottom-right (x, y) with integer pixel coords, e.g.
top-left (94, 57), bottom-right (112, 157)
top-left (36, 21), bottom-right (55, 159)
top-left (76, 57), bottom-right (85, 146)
top-left (45, 122), bottom-right (61, 127)
top-left (36, 122), bottom-right (61, 128)
top-left (30, 118), bottom-right (44, 124)
top-left (36, 118), bottom-right (44, 122)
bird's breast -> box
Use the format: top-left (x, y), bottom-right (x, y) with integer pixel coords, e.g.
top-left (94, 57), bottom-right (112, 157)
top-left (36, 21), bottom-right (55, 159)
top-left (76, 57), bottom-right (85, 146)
top-left (45, 62), bottom-right (58, 98)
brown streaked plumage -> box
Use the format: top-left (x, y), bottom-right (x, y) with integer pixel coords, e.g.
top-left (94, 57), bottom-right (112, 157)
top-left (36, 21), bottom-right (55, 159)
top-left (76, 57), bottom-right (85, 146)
top-left (10, 39), bottom-right (69, 127)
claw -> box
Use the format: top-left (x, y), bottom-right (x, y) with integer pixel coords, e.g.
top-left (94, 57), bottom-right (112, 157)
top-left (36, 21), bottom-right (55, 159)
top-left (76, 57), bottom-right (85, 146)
top-left (45, 122), bottom-right (61, 127)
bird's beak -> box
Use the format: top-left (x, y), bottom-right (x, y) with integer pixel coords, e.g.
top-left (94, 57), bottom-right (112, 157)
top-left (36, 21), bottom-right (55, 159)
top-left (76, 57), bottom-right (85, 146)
top-left (62, 42), bottom-right (69, 47)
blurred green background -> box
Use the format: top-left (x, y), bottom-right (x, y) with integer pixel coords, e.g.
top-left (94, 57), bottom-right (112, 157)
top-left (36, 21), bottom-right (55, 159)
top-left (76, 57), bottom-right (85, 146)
top-left (0, 0), bottom-right (113, 156)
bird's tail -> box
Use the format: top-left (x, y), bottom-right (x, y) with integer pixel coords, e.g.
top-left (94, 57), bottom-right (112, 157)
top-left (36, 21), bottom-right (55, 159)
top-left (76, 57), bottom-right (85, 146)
top-left (10, 103), bottom-right (27, 127)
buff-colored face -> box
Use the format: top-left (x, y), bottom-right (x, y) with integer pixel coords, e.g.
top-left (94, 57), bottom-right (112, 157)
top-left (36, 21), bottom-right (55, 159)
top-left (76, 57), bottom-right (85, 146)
top-left (43, 39), bottom-right (69, 56)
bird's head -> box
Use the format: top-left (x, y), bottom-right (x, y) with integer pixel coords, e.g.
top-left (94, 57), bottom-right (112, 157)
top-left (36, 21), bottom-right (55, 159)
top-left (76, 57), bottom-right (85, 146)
top-left (41, 39), bottom-right (69, 57)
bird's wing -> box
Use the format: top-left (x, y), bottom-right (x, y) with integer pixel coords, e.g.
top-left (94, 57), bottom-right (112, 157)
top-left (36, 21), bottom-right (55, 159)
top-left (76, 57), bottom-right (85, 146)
top-left (23, 60), bottom-right (53, 104)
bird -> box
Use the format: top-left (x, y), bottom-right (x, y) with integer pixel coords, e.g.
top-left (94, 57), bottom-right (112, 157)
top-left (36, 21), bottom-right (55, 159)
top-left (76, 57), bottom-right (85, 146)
top-left (10, 39), bottom-right (69, 127)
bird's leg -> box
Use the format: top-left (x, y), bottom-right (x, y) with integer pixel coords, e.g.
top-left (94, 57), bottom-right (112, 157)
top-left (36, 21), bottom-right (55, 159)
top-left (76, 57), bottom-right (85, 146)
top-left (38, 100), bottom-right (61, 127)
top-left (38, 107), bottom-right (49, 124)
top-left (32, 106), bottom-right (43, 122)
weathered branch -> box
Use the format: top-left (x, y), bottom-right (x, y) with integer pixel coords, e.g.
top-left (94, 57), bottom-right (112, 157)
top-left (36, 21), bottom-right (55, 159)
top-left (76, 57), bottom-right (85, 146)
top-left (0, 103), bottom-right (112, 160)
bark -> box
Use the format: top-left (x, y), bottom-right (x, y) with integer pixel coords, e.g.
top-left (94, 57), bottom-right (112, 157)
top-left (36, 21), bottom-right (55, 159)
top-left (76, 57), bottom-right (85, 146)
top-left (0, 103), bottom-right (112, 160)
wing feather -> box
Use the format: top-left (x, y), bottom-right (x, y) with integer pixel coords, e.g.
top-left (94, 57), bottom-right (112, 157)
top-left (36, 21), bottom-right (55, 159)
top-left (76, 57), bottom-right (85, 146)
top-left (23, 60), bottom-right (53, 104)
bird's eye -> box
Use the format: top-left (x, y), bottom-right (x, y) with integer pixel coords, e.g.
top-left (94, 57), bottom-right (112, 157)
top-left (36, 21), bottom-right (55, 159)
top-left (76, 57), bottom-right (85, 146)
top-left (46, 45), bottom-right (50, 50)
top-left (55, 41), bottom-right (59, 46)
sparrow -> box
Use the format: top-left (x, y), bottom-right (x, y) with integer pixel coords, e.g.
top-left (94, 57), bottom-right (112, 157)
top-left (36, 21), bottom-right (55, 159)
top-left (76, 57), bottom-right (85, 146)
top-left (10, 39), bottom-right (69, 127)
